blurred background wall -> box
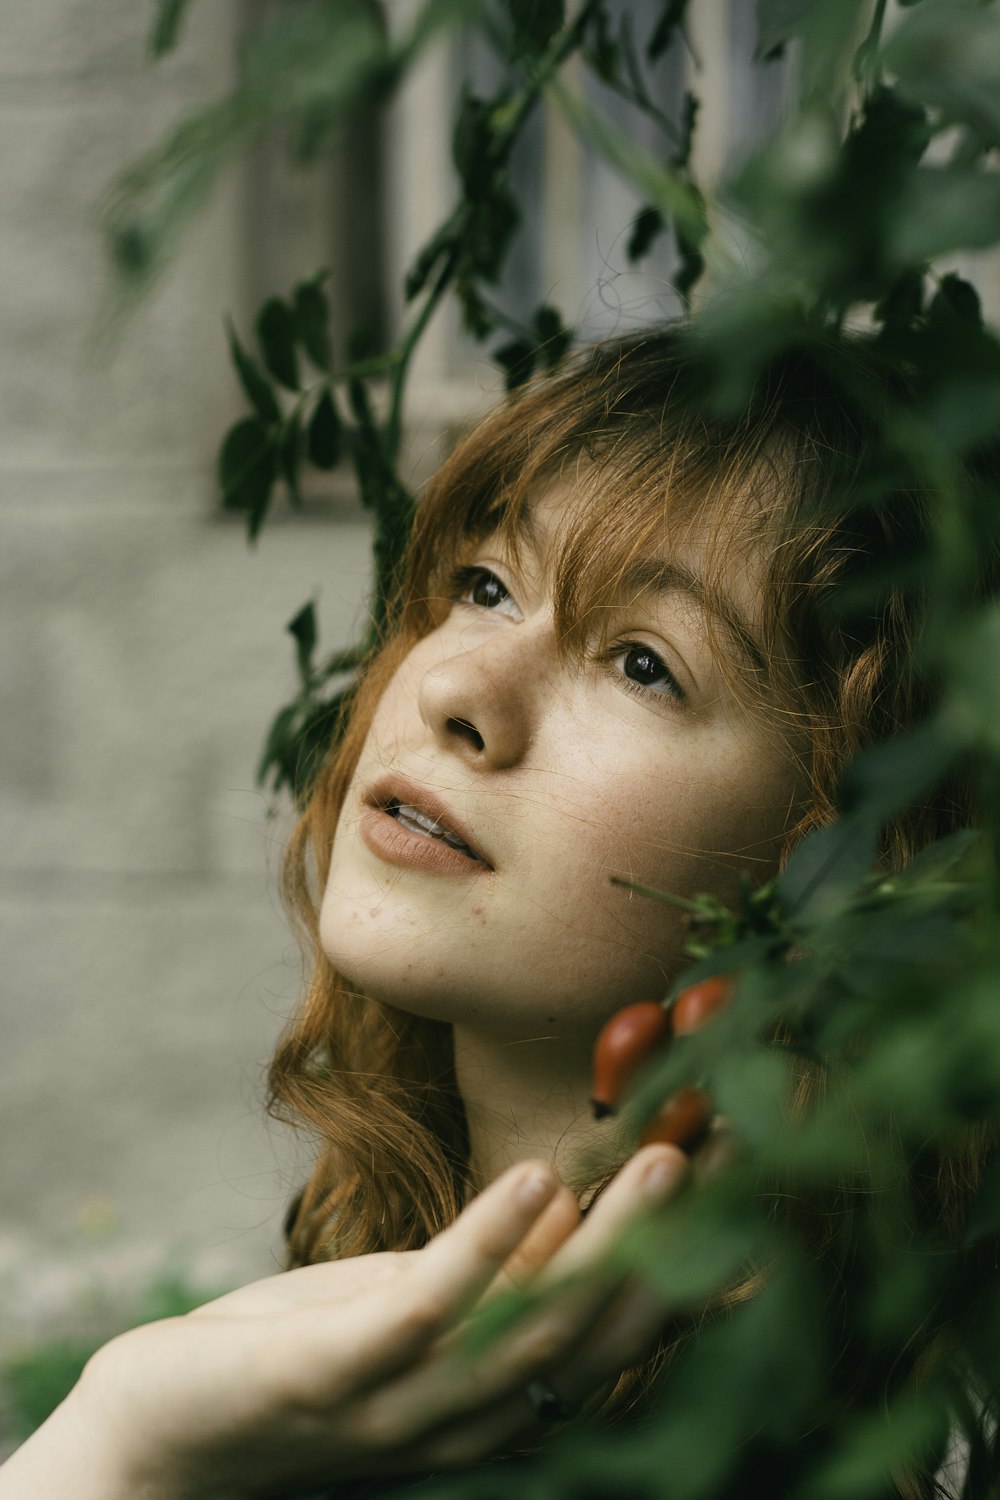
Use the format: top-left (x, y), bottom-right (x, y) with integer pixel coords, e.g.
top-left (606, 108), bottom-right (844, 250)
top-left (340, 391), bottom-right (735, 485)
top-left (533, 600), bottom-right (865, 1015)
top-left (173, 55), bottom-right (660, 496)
top-left (0, 0), bottom-right (857, 1335)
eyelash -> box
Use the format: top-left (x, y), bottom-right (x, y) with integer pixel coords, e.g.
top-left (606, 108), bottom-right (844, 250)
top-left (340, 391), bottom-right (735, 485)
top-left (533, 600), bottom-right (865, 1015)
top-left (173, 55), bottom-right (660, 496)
top-left (449, 564), bottom-right (514, 611)
top-left (450, 566), bottom-right (687, 706)
top-left (607, 643), bottom-right (687, 706)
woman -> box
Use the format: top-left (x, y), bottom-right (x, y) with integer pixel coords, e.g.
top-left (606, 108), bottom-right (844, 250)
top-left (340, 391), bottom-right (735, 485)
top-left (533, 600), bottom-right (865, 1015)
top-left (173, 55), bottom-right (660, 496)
top-left (2, 332), bottom-right (990, 1498)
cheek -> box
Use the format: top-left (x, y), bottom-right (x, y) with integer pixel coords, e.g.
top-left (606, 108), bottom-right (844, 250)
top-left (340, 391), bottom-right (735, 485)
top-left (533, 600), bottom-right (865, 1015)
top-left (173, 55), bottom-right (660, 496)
top-left (579, 733), bottom-right (800, 899)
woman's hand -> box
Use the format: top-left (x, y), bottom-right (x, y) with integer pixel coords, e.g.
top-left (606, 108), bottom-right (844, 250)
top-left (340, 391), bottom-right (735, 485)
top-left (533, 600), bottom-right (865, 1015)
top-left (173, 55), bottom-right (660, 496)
top-left (0, 1145), bottom-right (689, 1500)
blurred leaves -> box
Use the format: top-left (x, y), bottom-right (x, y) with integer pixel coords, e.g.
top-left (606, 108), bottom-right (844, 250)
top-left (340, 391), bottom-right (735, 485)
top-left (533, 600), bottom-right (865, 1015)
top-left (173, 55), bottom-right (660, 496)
top-left (104, 0), bottom-right (476, 313)
top-left (648, 0), bottom-right (690, 63)
top-left (225, 319), bottom-right (280, 425)
top-left (148, 0), bottom-right (193, 59)
top-left (256, 298), bottom-right (300, 391)
top-left (506, 0), bottom-right (565, 58)
top-left (885, 0), bottom-right (1000, 145)
top-left (217, 416), bottom-right (277, 541)
top-left (293, 275), bottom-right (333, 373)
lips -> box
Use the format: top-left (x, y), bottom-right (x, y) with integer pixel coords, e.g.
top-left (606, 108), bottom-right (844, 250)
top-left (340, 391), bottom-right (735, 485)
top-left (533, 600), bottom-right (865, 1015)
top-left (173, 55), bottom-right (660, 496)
top-left (364, 776), bottom-right (491, 869)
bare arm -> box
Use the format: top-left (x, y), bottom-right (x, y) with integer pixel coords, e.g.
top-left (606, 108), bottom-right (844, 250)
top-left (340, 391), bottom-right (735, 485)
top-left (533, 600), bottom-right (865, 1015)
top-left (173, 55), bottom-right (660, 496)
top-left (0, 1147), bottom-right (687, 1500)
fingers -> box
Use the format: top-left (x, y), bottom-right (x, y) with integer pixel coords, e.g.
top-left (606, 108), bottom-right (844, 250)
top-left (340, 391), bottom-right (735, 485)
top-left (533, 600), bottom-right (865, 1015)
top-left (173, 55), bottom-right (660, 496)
top-left (329, 1161), bottom-right (561, 1385)
top-left (493, 1183), bottom-right (581, 1292)
top-left (373, 1146), bottom-right (688, 1442)
top-left (538, 1144), bottom-right (688, 1283)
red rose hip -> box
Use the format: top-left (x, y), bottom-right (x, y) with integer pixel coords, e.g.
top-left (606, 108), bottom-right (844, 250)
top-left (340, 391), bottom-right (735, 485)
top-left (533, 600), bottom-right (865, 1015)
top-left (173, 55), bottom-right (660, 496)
top-left (639, 1085), bottom-right (713, 1153)
top-left (591, 1001), bottom-right (670, 1119)
top-left (670, 975), bottom-right (735, 1037)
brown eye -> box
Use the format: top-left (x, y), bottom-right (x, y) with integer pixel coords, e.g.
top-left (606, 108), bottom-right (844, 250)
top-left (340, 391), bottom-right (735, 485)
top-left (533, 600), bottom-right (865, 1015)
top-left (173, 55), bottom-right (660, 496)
top-left (451, 566), bottom-right (522, 620)
top-left (470, 571), bottom-right (509, 609)
top-left (623, 646), bottom-right (666, 685)
top-left (612, 643), bottom-right (685, 703)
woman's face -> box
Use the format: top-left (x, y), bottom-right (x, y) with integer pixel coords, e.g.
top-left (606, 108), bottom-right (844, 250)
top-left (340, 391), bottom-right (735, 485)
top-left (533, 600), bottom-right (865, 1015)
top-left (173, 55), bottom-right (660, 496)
top-left (320, 482), bottom-right (806, 1044)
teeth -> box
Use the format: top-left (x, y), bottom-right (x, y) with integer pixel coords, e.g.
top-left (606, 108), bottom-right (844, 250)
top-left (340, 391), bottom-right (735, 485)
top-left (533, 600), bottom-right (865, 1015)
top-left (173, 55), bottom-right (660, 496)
top-left (396, 803), bottom-right (443, 838)
top-left (387, 800), bottom-right (481, 860)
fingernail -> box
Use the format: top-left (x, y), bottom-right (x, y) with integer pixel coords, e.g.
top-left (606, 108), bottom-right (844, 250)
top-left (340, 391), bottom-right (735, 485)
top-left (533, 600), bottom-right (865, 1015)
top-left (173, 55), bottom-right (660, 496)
top-left (517, 1168), bottom-right (556, 1210)
top-left (640, 1154), bottom-right (684, 1199)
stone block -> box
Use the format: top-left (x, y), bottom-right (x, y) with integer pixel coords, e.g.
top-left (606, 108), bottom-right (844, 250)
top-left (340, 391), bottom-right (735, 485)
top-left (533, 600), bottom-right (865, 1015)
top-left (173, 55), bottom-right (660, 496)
top-left (0, 501), bottom-right (373, 878)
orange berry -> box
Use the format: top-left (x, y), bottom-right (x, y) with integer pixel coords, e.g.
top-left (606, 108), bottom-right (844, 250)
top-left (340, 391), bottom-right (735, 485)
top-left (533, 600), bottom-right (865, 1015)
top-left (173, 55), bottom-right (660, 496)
top-left (590, 1001), bottom-right (670, 1119)
top-left (670, 975), bottom-right (735, 1037)
top-left (639, 1086), bottom-right (713, 1153)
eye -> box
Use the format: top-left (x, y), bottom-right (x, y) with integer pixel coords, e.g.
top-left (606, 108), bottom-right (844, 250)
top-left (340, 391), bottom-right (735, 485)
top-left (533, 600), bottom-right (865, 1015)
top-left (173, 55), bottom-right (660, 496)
top-left (451, 566), bottom-right (521, 619)
top-left (611, 643), bottom-right (686, 704)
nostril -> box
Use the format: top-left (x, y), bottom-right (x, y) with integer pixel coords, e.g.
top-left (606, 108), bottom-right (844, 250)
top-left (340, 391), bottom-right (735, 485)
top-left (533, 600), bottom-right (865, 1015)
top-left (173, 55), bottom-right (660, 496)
top-left (448, 716), bottom-right (485, 752)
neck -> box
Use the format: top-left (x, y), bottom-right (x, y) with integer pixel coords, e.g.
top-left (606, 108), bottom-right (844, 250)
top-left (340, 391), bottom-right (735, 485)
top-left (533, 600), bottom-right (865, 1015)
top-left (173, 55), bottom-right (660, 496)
top-left (452, 1023), bottom-right (629, 1194)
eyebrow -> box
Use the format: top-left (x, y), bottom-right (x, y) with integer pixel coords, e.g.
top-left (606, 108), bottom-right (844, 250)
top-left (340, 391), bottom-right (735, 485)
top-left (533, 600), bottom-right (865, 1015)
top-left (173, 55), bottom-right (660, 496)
top-left (619, 560), bottom-right (769, 680)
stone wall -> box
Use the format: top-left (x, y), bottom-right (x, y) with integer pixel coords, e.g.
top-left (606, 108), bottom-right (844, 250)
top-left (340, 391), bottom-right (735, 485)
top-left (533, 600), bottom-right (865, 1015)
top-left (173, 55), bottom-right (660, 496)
top-left (0, 1), bottom-right (375, 1327)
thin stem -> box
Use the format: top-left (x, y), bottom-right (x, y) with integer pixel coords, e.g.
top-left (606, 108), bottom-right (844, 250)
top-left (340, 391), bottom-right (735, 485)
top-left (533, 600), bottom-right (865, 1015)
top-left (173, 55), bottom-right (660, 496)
top-left (609, 873), bottom-right (706, 914)
top-left (384, 246), bottom-right (460, 465)
top-left (380, 0), bottom-right (603, 462)
top-left (854, 0), bottom-right (887, 95)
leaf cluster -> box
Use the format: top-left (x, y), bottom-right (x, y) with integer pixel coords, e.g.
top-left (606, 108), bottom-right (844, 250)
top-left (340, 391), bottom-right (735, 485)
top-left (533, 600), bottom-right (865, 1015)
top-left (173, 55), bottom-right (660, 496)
top-left (192, 0), bottom-right (712, 799)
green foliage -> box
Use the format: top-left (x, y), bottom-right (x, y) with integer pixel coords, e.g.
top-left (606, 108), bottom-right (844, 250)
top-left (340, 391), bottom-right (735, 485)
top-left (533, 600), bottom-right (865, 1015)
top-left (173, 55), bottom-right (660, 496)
top-left (506, 0), bottom-right (565, 58)
top-left (2, 1337), bottom-right (98, 1440)
top-left (105, 0), bottom-right (1000, 1491)
top-left (147, 0), bottom-right (193, 59)
top-left (0, 1270), bottom-right (224, 1441)
top-left (648, 0), bottom-right (690, 63)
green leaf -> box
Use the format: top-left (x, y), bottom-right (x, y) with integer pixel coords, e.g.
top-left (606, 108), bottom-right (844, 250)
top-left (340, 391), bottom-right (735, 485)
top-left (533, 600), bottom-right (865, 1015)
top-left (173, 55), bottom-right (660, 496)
top-left (293, 276), bottom-right (333, 371)
top-left (889, 167), bottom-right (1000, 266)
top-left (494, 339), bottom-right (536, 390)
top-left (548, 77), bottom-right (707, 249)
top-left (627, 205), bottom-right (666, 262)
top-left (893, 828), bottom-right (984, 887)
top-left (928, 272), bottom-right (982, 327)
top-left (532, 305), bottom-right (572, 369)
top-left (755, 0), bottom-right (867, 95)
top-left (950, 603), bottom-right (1000, 752)
top-left (452, 92), bottom-right (497, 193)
top-left (256, 298), bottom-right (300, 391)
top-left (675, 88), bottom-right (699, 170)
top-left (293, 689), bottom-right (358, 804)
top-left (964, 1154), bottom-right (1000, 1246)
top-left (807, 1391), bottom-right (950, 1500)
top-left (456, 281), bottom-right (495, 339)
top-left (461, 190), bottom-right (521, 283)
top-left (874, 268), bottom-right (925, 329)
top-left (647, 0), bottom-right (689, 62)
top-left (217, 417), bottom-right (278, 539)
top-left (404, 218), bottom-right (458, 302)
top-left (506, 0), bottom-right (564, 57)
top-left (675, 189), bottom-right (707, 303)
top-left (755, 0), bottom-right (824, 57)
top-left (583, 3), bottom-right (619, 83)
top-left (278, 411), bottom-right (303, 507)
top-left (837, 722), bottom-right (957, 822)
top-left (226, 319), bottom-right (281, 424)
top-left (255, 703), bottom-right (301, 791)
top-left (711, 1048), bottom-right (791, 1150)
top-left (287, 600), bottom-right (318, 687)
top-left (886, 0), bottom-right (1000, 145)
top-left (778, 816), bottom-right (878, 926)
top-left (148, 0), bottom-right (193, 58)
top-left (307, 389), bottom-right (342, 470)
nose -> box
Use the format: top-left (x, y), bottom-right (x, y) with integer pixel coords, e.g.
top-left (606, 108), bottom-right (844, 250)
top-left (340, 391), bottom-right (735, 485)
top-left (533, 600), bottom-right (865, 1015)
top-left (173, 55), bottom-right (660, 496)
top-left (417, 621), bottom-right (550, 770)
